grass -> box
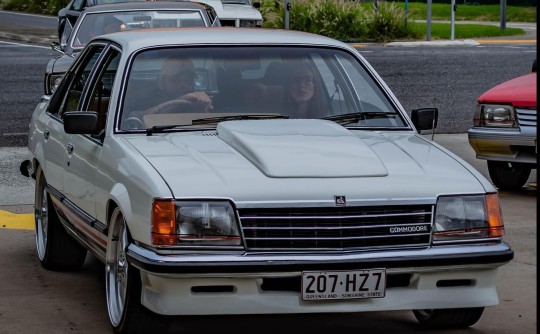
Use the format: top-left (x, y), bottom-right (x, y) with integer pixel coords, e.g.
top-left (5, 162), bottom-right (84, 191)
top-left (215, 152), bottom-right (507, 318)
top-left (361, 2), bottom-right (537, 23)
top-left (407, 22), bottom-right (526, 40)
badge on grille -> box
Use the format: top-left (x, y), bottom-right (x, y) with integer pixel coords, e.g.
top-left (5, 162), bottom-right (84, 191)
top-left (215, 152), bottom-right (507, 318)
top-left (335, 195), bottom-right (346, 207)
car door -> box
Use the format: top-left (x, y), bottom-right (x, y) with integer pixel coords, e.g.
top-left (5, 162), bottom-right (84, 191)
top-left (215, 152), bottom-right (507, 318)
top-left (64, 46), bottom-right (121, 223)
top-left (39, 44), bottom-right (102, 200)
top-left (46, 43), bottom-right (106, 221)
top-left (38, 95), bottom-right (70, 198)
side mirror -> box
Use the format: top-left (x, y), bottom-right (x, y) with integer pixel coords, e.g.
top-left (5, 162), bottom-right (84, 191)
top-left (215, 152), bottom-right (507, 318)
top-left (411, 107), bottom-right (438, 134)
top-left (64, 111), bottom-right (100, 134)
top-left (411, 108), bottom-right (439, 131)
top-left (252, 1), bottom-right (261, 8)
top-left (51, 41), bottom-right (66, 53)
top-left (532, 59), bottom-right (537, 73)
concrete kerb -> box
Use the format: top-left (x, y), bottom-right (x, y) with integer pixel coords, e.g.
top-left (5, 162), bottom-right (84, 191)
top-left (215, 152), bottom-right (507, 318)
top-left (0, 31), bottom-right (486, 48)
top-left (385, 39), bottom-right (480, 47)
top-left (0, 19), bottom-right (536, 48)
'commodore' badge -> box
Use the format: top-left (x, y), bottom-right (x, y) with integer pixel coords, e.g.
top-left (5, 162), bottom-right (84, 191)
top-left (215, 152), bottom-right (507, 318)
top-left (335, 195), bottom-right (346, 207)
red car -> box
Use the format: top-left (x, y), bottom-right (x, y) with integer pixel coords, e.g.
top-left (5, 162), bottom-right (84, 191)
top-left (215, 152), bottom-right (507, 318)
top-left (468, 60), bottom-right (537, 190)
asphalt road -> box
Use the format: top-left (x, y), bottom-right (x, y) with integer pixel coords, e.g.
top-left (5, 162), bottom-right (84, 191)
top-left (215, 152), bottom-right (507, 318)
top-left (361, 45), bottom-right (536, 132)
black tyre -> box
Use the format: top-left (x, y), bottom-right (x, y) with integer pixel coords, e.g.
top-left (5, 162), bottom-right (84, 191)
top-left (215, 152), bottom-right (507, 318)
top-left (35, 166), bottom-right (87, 270)
top-left (413, 308), bottom-right (484, 329)
top-left (105, 208), bottom-right (170, 334)
top-left (487, 160), bottom-right (531, 191)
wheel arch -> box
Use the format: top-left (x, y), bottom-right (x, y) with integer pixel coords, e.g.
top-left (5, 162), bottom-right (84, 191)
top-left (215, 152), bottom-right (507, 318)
top-left (106, 182), bottom-right (153, 246)
top-left (107, 183), bottom-right (133, 227)
top-left (31, 141), bottom-right (45, 179)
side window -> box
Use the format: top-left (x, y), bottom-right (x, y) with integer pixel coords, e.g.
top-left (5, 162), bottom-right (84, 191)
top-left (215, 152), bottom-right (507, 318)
top-left (58, 45), bottom-right (105, 117)
top-left (71, 0), bottom-right (86, 11)
top-left (206, 7), bottom-right (220, 27)
top-left (60, 20), bottom-right (73, 46)
top-left (86, 50), bottom-right (121, 134)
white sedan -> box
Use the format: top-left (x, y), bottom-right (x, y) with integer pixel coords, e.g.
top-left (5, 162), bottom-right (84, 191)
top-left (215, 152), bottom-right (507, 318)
top-left (21, 28), bottom-right (513, 333)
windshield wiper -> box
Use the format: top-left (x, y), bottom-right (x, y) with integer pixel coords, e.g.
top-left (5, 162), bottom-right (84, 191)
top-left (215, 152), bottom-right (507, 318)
top-left (144, 114), bottom-right (288, 135)
top-left (191, 114), bottom-right (289, 125)
top-left (322, 112), bottom-right (397, 125)
top-left (145, 124), bottom-right (193, 136)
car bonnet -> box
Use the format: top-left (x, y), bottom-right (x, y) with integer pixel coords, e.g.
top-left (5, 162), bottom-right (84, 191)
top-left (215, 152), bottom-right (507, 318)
top-left (123, 119), bottom-right (491, 201)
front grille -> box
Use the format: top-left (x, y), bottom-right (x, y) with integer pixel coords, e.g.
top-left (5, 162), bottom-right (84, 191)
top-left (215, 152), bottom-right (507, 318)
top-left (516, 108), bottom-right (537, 127)
top-left (238, 205), bottom-right (433, 251)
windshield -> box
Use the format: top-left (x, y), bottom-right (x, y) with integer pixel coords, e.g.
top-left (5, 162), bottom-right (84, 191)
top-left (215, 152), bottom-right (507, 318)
top-left (72, 10), bottom-right (207, 48)
top-left (118, 46), bottom-right (407, 132)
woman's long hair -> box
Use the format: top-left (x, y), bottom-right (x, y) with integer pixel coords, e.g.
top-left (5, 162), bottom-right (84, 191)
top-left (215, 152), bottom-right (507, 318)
top-left (283, 62), bottom-right (328, 119)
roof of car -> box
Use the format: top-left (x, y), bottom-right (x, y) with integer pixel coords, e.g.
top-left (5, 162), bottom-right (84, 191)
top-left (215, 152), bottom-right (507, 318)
top-left (83, 1), bottom-right (208, 13)
top-left (98, 28), bottom-right (351, 53)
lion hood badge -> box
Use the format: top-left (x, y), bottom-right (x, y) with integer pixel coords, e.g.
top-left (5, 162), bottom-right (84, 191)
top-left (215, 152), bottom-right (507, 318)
top-left (335, 195), bottom-right (346, 207)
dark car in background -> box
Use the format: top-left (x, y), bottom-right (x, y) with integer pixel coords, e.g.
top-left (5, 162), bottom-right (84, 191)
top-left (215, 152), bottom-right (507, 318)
top-left (47, 1), bottom-right (220, 95)
top-left (468, 60), bottom-right (537, 190)
top-left (57, 0), bottom-right (146, 39)
top-left (57, 0), bottom-right (221, 39)
top-left (191, 0), bottom-right (262, 27)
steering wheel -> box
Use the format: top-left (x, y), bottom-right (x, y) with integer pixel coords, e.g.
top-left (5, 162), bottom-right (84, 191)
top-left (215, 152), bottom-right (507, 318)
top-left (125, 117), bottom-right (143, 130)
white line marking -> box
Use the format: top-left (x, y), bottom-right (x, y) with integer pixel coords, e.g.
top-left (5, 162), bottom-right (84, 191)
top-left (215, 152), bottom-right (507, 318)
top-left (0, 41), bottom-right (50, 49)
top-left (2, 133), bottom-right (28, 136)
top-left (0, 9), bottom-right (56, 20)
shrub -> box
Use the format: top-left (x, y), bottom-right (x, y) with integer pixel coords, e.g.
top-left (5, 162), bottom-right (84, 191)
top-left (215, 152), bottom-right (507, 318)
top-left (261, 0), bottom-right (416, 42)
top-left (366, 2), bottom-right (420, 41)
top-left (2, 0), bottom-right (69, 15)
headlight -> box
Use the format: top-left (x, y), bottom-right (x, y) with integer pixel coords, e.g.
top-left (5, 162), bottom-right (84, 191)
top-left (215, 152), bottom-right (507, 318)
top-left (473, 104), bottom-right (516, 128)
top-left (152, 199), bottom-right (242, 247)
top-left (49, 74), bottom-right (65, 94)
top-left (433, 194), bottom-right (504, 243)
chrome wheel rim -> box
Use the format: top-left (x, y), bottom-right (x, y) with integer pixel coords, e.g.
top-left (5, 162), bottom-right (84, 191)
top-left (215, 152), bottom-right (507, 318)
top-left (106, 209), bottom-right (129, 327)
top-left (35, 187), bottom-right (48, 260)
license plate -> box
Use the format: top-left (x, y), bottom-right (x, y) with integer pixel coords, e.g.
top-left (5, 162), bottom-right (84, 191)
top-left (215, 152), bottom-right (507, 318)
top-left (301, 269), bottom-right (386, 301)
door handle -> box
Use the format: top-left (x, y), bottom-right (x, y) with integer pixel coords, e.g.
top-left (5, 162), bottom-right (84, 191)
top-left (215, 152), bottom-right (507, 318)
top-left (67, 143), bottom-right (74, 153)
top-left (44, 129), bottom-right (49, 140)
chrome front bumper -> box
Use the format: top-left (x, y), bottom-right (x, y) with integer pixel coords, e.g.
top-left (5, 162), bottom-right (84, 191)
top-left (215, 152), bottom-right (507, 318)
top-left (127, 242), bottom-right (513, 275)
top-left (468, 127), bottom-right (537, 164)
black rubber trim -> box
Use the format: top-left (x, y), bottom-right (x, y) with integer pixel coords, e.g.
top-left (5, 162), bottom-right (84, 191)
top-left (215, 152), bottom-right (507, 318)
top-left (46, 184), bottom-right (108, 236)
top-left (127, 248), bottom-right (514, 275)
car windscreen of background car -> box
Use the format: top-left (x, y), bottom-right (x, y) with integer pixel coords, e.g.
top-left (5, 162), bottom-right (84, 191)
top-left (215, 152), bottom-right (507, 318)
top-left (73, 11), bottom-right (206, 47)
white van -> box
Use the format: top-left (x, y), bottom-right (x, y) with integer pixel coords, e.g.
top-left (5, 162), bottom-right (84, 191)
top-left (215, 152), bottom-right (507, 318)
top-left (193, 0), bottom-right (263, 27)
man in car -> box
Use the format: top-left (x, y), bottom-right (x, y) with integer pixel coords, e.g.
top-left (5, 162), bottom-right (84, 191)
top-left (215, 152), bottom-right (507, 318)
top-left (143, 56), bottom-right (213, 115)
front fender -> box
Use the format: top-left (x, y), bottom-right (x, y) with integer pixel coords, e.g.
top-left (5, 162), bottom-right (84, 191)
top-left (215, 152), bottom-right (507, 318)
top-left (108, 182), bottom-right (132, 229)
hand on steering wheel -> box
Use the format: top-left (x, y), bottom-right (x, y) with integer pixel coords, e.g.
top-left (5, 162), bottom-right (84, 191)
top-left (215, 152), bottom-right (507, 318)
top-left (147, 93), bottom-right (213, 114)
